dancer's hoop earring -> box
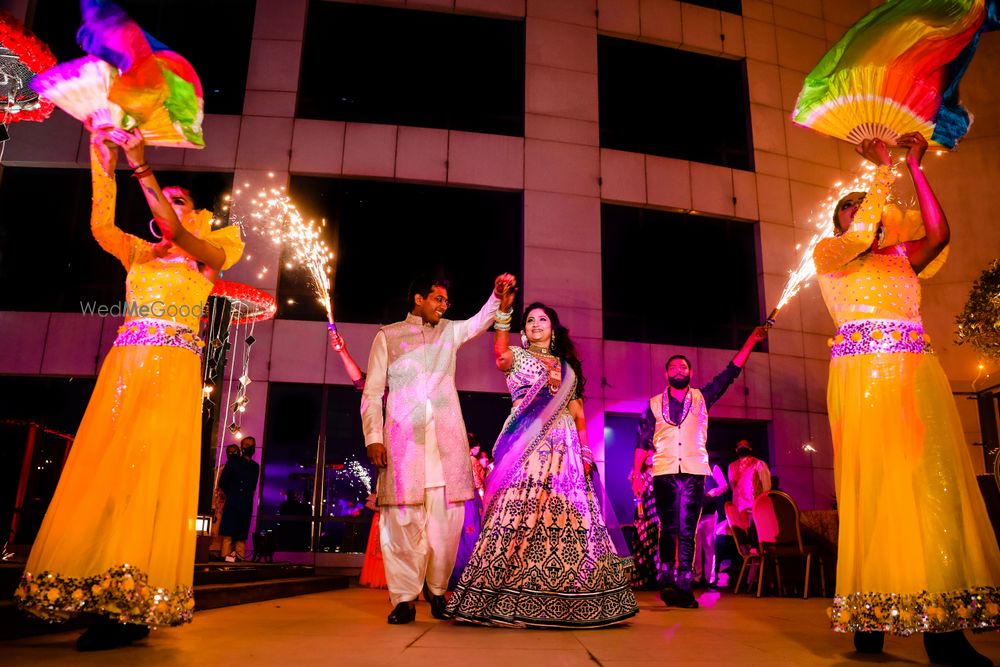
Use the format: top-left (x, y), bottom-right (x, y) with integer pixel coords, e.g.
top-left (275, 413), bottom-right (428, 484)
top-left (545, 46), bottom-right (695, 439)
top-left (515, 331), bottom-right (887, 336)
top-left (149, 218), bottom-right (163, 240)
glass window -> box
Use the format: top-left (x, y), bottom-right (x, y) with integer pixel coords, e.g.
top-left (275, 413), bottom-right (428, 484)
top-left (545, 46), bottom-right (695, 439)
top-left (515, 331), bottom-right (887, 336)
top-left (601, 203), bottom-right (762, 349)
top-left (0, 377), bottom-right (98, 544)
top-left (682, 0), bottom-right (742, 14)
top-left (30, 0), bottom-right (255, 115)
top-left (280, 176), bottom-right (523, 325)
top-left (259, 382), bottom-right (512, 553)
top-left (598, 36), bottom-right (753, 170)
top-left (298, 1), bottom-right (525, 136)
top-left (0, 167), bottom-right (233, 312)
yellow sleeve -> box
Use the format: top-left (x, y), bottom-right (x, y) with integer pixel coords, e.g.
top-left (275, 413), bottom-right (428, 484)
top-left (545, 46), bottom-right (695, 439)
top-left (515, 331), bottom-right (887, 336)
top-left (89, 144), bottom-right (148, 269)
top-left (204, 225), bottom-right (245, 271)
top-left (813, 165), bottom-right (894, 275)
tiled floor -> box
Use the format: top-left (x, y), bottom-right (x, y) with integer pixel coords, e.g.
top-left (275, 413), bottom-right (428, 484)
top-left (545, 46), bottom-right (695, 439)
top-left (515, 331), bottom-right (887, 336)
top-left (3, 587), bottom-right (999, 666)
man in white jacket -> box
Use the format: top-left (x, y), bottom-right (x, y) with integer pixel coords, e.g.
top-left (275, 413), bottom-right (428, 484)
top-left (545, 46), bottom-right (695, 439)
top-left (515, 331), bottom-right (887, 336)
top-left (362, 273), bottom-right (515, 624)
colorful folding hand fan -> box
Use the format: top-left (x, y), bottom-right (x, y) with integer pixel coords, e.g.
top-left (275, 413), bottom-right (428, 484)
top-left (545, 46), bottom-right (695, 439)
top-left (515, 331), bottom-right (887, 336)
top-left (792, 0), bottom-right (1000, 149)
top-left (30, 0), bottom-right (204, 148)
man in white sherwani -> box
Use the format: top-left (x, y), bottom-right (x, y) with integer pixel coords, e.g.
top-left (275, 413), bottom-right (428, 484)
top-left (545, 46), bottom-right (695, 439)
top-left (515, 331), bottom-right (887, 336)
top-left (362, 273), bottom-right (516, 624)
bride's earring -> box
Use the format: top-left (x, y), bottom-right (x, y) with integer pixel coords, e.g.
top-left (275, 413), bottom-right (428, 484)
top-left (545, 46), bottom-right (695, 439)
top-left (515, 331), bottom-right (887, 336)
top-left (521, 331), bottom-right (528, 348)
top-left (550, 330), bottom-right (556, 352)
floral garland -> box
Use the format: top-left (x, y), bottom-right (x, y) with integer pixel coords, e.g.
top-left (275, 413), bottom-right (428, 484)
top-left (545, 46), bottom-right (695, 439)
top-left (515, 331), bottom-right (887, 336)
top-left (956, 259), bottom-right (1000, 361)
top-left (0, 11), bottom-right (57, 123)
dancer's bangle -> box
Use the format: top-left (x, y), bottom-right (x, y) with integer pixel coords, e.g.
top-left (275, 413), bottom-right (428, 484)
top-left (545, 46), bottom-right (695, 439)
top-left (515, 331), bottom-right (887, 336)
top-left (131, 166), bottom-right (153, 179)
top-left (129, 162), bottom-right (149, 171)
top-left (494, 322), bottom-right (511, 331)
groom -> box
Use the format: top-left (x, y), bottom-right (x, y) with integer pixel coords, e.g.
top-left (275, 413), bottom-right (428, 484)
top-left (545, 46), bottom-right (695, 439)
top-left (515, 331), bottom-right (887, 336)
top-left (362, 273), bottom-right (516, 624)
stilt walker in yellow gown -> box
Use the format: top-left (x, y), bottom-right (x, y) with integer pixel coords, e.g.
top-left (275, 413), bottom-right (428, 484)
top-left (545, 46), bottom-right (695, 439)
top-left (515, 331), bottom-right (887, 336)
top-left (814, 133), bottom-right (1000, 666)
top-left (15, 128), bottom-right (243, 650)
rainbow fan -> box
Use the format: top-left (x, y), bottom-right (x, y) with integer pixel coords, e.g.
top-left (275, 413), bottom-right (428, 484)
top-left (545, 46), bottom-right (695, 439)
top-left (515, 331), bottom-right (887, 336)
top-left (29, 0), bottom-right (204, 148)
top-left (792, 0), bottom-right (1000, 149)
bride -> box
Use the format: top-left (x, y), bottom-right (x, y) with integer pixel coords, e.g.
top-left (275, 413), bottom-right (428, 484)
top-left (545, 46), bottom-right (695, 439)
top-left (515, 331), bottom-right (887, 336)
top-left (445, 302), bottom-right (638, 628)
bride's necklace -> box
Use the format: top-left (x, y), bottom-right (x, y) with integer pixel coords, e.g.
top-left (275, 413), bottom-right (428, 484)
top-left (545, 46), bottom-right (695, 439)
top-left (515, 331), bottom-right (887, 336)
top-left (527, 344), bottom-right (554, 359)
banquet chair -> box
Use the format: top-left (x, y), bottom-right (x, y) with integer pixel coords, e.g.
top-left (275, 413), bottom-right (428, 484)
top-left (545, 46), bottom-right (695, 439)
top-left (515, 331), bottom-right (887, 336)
top-left (724, 501), bottom-right (760, 594)
top-left (752, 490), bottom-right (826, 599)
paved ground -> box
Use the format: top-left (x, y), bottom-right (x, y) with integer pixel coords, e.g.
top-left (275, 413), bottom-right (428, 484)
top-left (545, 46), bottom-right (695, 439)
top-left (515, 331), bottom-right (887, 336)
top-left (3, 587), bottom-right (1000, 666)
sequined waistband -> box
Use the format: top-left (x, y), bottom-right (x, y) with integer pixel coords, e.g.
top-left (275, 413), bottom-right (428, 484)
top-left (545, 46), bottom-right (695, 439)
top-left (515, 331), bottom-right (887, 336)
top-left (113, 318), bottom-right (204, 356)
top-left (829, 319), bottom-right (931, 358)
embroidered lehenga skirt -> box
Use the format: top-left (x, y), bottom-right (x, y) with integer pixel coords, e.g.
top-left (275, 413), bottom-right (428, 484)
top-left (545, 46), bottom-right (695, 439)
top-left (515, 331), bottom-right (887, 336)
top-left (446, 411), bottom-right (637, 628)
top-left (630, 471), bottom-right (661, 590)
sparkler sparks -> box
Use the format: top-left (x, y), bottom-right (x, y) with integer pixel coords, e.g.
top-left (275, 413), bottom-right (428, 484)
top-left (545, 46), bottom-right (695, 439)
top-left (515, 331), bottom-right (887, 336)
top-left (227, 176), bottom-right (336, 324)
top-left (347, 459), bottom-right (373, 494)
top-left (765, 160), bottom-right (899, 327)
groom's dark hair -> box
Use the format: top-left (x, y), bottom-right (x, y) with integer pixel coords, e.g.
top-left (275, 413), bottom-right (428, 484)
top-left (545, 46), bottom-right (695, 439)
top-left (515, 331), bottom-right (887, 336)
top-left (407, 274), bottom-right (451, 310)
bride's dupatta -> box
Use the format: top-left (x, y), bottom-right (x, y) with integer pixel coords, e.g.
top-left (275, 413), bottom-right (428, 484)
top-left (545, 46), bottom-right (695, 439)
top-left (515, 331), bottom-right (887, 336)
top-left (483, 360), bottom-right (632, 558)
top-left (483, 360), bottom-right (574, 519)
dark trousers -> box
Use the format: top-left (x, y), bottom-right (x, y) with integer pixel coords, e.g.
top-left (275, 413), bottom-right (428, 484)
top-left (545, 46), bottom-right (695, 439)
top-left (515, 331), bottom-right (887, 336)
top-left (653, 473), bottom-right (705, 587)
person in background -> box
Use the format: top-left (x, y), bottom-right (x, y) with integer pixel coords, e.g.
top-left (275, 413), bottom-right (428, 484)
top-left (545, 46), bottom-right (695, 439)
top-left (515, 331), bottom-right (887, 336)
top-left (693, 462), bottom-right (728, 588)
top-left (448, 433), bottom-right (486, 590)
top-left (629, 422), bottom-right (660, 590)
top-left (218, 437), bottom-right (261, 562)
top-left (329, 329), bottom-right (386, 589)
top-left (727, 439), bottom-right (771, 526)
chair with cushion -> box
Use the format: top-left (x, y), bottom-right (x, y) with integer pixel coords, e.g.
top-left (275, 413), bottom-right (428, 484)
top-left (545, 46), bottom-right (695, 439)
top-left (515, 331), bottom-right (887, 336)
top-left (751, 490), bottom-right (826, 599)
top-left (724, 501), bottom-right (760, 594)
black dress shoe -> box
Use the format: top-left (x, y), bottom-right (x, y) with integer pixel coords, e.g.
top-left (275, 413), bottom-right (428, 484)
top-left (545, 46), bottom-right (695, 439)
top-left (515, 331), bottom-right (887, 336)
top-left (658, 584), bottom-right (679, 606)
top-left (76, 619), bottom-right (150, 652)
top-left (673, 589), bottom-right (699, 609)
top-left (387, 602), bottom-right (416, 625)
top-left (924, 631), bottom-right (994, 667)
top-left (429, 594), bottom-right (448, 619)
top-left (659, 585), bottom-right (698, 608)
top-left (853, 631), bottom-right (884, 654)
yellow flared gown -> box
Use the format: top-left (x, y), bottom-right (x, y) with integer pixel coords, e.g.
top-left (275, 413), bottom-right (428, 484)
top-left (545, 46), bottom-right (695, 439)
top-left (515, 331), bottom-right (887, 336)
top-left (15, 147), bottom-right (243, 627)
top-left (815, 165), bottom-right (1000, 635)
